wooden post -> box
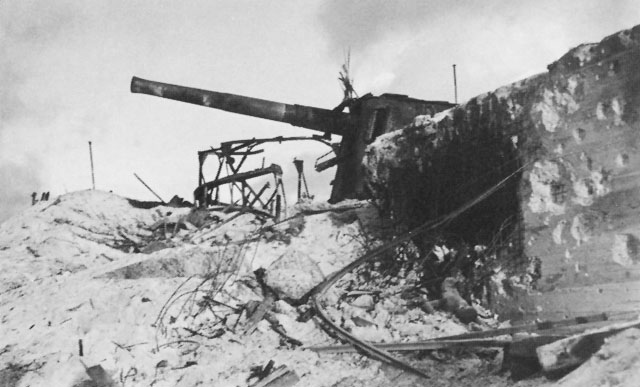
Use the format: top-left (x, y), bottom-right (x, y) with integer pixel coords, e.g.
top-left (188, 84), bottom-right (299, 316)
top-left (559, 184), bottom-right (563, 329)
top-left (452, 64), bottom-right (458, 104)
top-left (88, 141), bottom-right (95, 190)
top-left (275, 195), bottom-right (281, 221)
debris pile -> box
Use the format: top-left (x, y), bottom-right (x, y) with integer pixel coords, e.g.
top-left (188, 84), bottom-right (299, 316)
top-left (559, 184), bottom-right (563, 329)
top-left (0, 190), bottom-right (457, 386)
top-left (2, 188), bottom-right (639, 386)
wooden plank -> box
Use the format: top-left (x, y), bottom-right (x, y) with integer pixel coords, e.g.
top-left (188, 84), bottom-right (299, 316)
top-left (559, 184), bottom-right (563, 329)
top-left (242, 294), bottom-right (275, 336)
top-left (536, 319), bottom-right (640, 373)
top-left (249, 366), bottom-right (299, 387)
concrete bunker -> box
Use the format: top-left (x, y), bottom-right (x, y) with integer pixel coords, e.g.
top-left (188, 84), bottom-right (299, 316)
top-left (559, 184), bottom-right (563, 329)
top-left (365, 24), bottom-right (640, 321)
top-left (364, 98), bottom-right (530, 307)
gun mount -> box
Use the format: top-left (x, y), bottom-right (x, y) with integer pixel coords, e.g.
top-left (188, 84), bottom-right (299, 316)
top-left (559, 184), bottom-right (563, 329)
top-left (131, 76), bottom-right (456, 203)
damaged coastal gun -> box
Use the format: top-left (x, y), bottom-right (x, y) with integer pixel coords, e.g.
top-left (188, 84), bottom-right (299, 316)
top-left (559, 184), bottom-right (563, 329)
top-left (131, 76), bottom-right (455, 203)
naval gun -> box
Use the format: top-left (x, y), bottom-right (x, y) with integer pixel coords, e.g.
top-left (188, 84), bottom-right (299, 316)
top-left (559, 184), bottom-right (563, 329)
top-left (131, 76), bottom-right (455, 203)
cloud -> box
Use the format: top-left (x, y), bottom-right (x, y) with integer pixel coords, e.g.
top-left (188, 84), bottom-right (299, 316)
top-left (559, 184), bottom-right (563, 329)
top-left (0, 1), bottom-right (82, 221)
top-left (0, 161), bottom-right (41, 222)
top-left (0, 1), bottom-right (76, 119)
top-left (316, 0), bottom-right (469, 95)
top-left (317, 0), bottom-right (640, 101)
top-left (317, 0), bottom-right (454, 58)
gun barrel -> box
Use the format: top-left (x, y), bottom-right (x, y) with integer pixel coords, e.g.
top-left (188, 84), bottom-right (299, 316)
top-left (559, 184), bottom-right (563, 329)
top-left (131, 76), bottom-right (348, 135)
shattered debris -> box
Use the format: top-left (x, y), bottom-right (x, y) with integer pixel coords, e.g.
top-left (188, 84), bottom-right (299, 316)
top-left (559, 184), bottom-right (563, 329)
top-left (0, 189), bottom-right (570, 386)
top-left (0, 191), bottom-right (384, 386)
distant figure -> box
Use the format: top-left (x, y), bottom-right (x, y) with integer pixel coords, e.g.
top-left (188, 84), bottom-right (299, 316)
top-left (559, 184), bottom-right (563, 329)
top-left (31, 192), bottom-right (50, 205)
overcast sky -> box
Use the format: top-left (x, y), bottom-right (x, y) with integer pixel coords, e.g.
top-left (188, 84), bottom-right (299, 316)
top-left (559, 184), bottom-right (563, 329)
top-left (1, 1), bottom-right (638, 221)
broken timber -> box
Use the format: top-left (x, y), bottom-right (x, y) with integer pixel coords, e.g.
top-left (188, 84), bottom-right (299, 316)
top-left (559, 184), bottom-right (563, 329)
top-left (194, 164), bottom-right (283, 204)
top-left (537, 318), bottom-right (640, 373)
top-left (248, 365), bottom-right (299, 387)
top-left (308, 311), bottom-right (629, 354)
top-left (194, 136), bottom-right (335, 219)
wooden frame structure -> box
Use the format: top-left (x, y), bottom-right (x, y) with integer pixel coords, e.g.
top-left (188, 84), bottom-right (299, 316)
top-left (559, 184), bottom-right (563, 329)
top-left (194, 136), bottom-right (333, 219)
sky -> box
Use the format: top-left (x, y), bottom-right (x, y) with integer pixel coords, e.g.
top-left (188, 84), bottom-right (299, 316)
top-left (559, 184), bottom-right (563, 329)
top-left (0, 0), bottom-right (638, 222)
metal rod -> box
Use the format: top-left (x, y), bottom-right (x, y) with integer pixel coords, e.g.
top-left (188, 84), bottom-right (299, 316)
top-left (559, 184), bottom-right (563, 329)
top-left (294, 158), bottom-right (304, 201)
top-left (133, 173), bottom-right (165, 203)
top-left (88, 141), bottom-right (95, 190)
top-left (302, 172), bottom-right (310, 197)
top-left (452, 64), bottom-right (458, 104)
top-left (309, 337), bottom-right (512, 353)
top-left (297, 170), bottom-right (302, 202)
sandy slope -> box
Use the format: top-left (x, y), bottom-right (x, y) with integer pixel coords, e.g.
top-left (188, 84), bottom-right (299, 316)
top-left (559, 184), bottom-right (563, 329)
top-left (0, 191), bottom-right (392, 386)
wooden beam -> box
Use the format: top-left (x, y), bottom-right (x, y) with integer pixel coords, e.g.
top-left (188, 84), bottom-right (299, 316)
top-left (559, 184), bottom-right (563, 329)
top-left (537, 319), bottom-right (640, 373)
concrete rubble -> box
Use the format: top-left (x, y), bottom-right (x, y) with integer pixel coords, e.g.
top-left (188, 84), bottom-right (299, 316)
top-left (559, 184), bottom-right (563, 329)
top-left (0, 188), bottom-right (636, 387)
top-left (0, 190), bottom-right (502, 387)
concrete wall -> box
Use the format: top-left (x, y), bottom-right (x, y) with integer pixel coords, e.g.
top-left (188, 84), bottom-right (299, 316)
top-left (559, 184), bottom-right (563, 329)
top-left (363, 25), bottom-right (640, 321)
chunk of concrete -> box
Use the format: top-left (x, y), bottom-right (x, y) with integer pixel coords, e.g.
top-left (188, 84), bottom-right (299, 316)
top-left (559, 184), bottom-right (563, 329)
top-left (263, 251), bottom-right (323, 301)
top-left (611, 234), bottom-right (638, 267)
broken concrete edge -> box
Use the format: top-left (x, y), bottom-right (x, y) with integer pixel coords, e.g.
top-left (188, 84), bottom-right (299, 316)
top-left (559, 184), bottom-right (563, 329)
top-left (371, 25), bottom-right (640, 141)
top-left (536, 317), bottom-right (640, 373)
top-left (548, 25), bottom-right (640, 74)
top-left (364, 25), bottom-right (640, 186)
top-left (291, 198), bottom-right (368, 216)
top-left (362, 23), bottom-right (640, 322)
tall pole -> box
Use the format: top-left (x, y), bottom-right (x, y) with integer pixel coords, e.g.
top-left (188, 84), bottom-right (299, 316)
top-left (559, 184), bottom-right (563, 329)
top-left (452, 64), bottom-right (458, 104)
top-left (293, 158), bottom-right (304, 202)
top-left (88, 141), bottom-right (95, 190)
